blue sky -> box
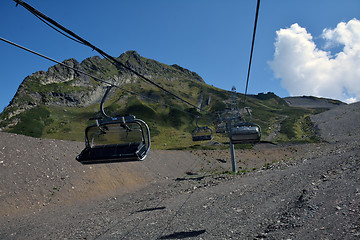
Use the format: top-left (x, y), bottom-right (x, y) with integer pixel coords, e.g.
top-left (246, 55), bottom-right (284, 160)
top-left (1, 0), bottom-right (359, 112)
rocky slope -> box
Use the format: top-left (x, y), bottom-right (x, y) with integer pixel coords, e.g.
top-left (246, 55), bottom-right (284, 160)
top-left (311, 101), bottom-right (360, 143)
top-left (284, 96), bottom-right (345, 109)
top-left (1, 50), bottom-right (204, 120)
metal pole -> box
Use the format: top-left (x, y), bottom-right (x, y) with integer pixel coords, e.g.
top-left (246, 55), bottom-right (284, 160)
top-left (227, 119), bottom-right (237, 173)
top-left (230, 141), bottom-right (237, 173)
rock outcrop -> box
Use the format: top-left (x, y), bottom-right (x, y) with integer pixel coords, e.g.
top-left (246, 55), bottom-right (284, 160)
top-left (1, 51), bottom-right (205, 120)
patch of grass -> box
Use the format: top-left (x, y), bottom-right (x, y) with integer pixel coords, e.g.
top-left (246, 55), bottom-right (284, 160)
top-left (42, 106), bottom-right (94, 141)
top-left (280, 116), bottom-right (297, 139)
top-left (210, 101), bottom-right (227, 112)
top-left (8, 106), bottom-right (51, 138)
top-left (126, 103), bottom-right (156, 119)
top-left (296, 115), bottom-right (321, 143)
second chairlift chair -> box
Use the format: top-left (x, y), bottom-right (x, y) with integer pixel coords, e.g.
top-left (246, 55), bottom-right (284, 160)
top-left (191, 117), bottom-right (213, 142)
top-left (229, 107), bottom-right (261, 144)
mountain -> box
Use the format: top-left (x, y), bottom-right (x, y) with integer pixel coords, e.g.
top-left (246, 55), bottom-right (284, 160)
top-left (0, 51), bottom-right (342, 149)
top-left (2, 51), bottom-right (204, 116)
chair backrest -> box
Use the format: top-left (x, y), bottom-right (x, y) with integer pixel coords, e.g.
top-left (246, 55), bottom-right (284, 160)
top-left (229, 123), bottom-right (261, 144)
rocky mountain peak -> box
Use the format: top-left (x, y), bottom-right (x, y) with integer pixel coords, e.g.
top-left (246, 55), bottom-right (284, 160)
top-left (171, 64), bottom-right (204, 83)
top-left (0, 51), bottom-right (206, 122)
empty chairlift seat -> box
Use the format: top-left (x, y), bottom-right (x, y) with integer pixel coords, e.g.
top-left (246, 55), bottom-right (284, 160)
top-left (77, 86), bottom-right (151, 164)
top-left (76, 115), bottom-right (151, 164)
top-left (192, 126), bottom-right (213, 141)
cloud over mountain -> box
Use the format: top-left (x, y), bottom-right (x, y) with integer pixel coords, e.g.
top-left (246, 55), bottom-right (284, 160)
top-left (269, 19), bottom-right (360, 103)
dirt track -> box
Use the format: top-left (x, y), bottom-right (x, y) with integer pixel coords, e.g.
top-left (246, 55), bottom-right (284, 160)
top-left (0, 102), bottom-right (359, 239)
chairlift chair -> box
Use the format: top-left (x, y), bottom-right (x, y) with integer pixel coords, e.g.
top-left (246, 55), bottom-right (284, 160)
top-left (229, 122), bottom-right (261, 144)
top-left (191, 117), bottom-right (213, 141)
top-left (192, 126), bottom-right (213, 141)
top-left (76, 86), bottom-right (151, 164)
top-left (229, 107), bottom-right (261, 144)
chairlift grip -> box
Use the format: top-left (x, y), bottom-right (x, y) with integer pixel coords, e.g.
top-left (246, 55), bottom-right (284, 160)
top-left (100, 85), bottom-right (112, 118)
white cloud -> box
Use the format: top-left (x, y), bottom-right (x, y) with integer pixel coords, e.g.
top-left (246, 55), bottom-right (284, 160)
top-left (345, 97), bottom-right (357, 104)
top-left (269, 19), bottom-right (360, 104)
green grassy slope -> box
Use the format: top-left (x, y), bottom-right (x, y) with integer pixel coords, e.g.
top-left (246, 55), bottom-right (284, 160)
top-left (0, 51), bottom-right (325, 149)
top-left (1, 87), bottom-right (323, 149)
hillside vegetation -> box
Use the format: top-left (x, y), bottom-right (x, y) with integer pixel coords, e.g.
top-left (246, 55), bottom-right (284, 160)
top-left (0, 51), bottom-right (334, 149)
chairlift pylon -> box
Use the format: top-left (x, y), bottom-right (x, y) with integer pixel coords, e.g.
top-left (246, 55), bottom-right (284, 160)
top-left (76, 86), bottom-right (151, 164)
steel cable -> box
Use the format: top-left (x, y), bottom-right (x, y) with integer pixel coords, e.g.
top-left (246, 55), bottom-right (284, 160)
top-left (243, 0), bottom-right (261, 105)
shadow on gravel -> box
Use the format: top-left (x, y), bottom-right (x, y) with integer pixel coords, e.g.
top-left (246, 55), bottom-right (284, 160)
top-left (216, 158), bottom-right (227, 163)
top-left (136, 206), bottom-right (166, 213)
top-left (158, 229), bottom-right (206, 239)
top-left (175, 176), bottom-right (206, 181)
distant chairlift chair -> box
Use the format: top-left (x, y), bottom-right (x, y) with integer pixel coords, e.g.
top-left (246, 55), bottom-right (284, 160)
top-left (229, 108), bottom-right (261, 144)
top-left (192, 117), bottom-right (213, 141)
top-left (76, 86), bottom-right (151, 164)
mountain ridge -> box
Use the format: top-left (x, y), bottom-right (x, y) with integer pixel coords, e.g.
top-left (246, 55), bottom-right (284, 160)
top-left (284, 96), bottom-right (345, 109)
top-left (0, 51), bottom-right (345, 148)
top-left (3, 51), bottom-right (205, 118)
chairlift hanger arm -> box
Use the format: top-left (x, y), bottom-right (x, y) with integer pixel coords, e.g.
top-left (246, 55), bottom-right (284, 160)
top-left (100, 86), bottom-right (112, 119)
top-left (13, 0), bottom-right (201, 111)
top-left (98, 85), bottom-right (132, 131)
top-left (242, 107), bottom-right (252, 122)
